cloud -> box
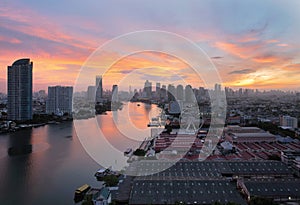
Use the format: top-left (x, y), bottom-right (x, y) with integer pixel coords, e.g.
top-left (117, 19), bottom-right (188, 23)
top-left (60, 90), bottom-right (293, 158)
top-left (211, 56), bottom-right (223, 59)
top-left (215, 41), bottom-right (261, 59)
top-left (228, 69), bottom-right (255, 75)
top-left (252, 53), bottom-right (291, 63)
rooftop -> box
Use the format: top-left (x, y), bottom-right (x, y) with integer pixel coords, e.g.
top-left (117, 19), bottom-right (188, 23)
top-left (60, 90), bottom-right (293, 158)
top-left (130, 180), bottom-right (247, 205)
top-left (12, 58), bottom-right (31, 66)
top-left (244, 178), bottom-right (300, 198)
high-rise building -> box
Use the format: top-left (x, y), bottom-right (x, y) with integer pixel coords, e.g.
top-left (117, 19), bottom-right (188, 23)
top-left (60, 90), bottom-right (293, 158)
top-left (46, 86), bottom-right (73, 116)
top-left (176, 85), bottom-right (184, 101)
top-left (144, 80), bottom-right (152, 98)
top-left (155, 82), bottom-right (161, 98)
top-left (7, 58), bottom-right (33, 121)
top-left (96, 75), bottom-right (103, 102)
top-left (185, 85), bottom-right (194, 103)
top-left (214, 83), bottom-right (221, 93)
top-left (160, 85), bottom-right (167, 101)
top-left (167, 84), bottom-right (176, 101)
top-left (87, 86), bottom-right (96, 102)
top-left (112, 84), bottom-right (118, 102)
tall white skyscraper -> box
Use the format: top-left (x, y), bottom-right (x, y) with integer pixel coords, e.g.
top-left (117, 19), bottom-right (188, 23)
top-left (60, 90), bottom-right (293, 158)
top-left (46, 86), bottom-right (73, 116)
top-left (7, 58), bottom-right (33, 121)
top-left (96, 75), bottom-right (103, 103)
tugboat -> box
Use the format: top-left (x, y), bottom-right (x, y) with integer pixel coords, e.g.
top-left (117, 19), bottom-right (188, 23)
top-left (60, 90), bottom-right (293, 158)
top-left (74, 184), bottom-right (90, 203)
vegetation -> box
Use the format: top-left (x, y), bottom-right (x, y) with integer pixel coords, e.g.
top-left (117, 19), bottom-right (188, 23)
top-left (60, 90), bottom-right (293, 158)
top-left (95, 101), bottom-right (122, 114)
top-left (103, 175), bottom-right (119, 187)
top-left (133, 149), bottom-right (146, 156)
top-left (267, 154), bottom-right (281, 161)
top-left (12, 114), bottom-right (72, 125)
top-left (258, 122), bottom-right (296, 138)
top-left (81, 200), bottom-right (93, 205)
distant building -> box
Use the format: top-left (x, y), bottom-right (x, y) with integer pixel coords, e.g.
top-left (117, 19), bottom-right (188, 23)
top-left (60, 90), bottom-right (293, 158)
top-left (112, 84), bottom-right (118, 102)
top-left (185, 85), bottom-right (194, 103)
top-left (224, 126), bottom-right (276, 143)
top-left (7, 58), bottom-right (33, 121)
top-left (160, 85), bottom-right (167, 101)
top-left (176, 84), bottom-right (184, 101)
top-left (46, 86), bottom-right (73, 116)
top-left (96, 76), bottom-right (103, 103)
top-left (167, 84), bottom-right (176, 101)
top-left (143, 80), bottom-right (152, 98)
top-left (87, 86), bottom-right (96, 102)
top-left (214, 83), bottom-right (221, 93)
top-left (155, 82), bottom-right (160, 98)
top-left (280, 115), bottom-right (298, 129)
top-left (281, 150), bottom-right (300, 167)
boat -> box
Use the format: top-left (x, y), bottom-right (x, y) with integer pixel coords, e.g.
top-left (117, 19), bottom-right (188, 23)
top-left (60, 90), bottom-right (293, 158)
top-left (147, 122), bottom-right (160, 127)
top-left (147, 117), bottom-right (161, 127)
top-left (124, 148), bottom-right (133, 155)
top-left (94, 167), bottom-right (116, 180)
top-left (74, 184), bottom-right (90, 202)
top-left (94, 168), bottom-right (109, 179)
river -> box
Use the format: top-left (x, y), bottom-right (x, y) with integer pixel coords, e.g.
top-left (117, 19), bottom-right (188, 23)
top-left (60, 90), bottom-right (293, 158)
top-left (0, 102), bottom-right (160, 205)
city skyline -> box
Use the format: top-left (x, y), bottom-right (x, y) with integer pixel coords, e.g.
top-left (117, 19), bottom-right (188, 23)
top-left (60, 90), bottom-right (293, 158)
top-left (1, 1), bottom-right (300, 93)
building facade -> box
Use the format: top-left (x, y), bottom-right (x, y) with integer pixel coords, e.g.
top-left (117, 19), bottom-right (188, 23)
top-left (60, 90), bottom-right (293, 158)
top-left (96, 76), bottom-right (103, 103)
top-left (87, 85), bottom-right (96, 102)
top-left (7, 58), bottom-right (33, 121)
top-left (280, 115), bottom-right (298, 129)
top-left (46, 86), bottom-right (73, 115)
top-left (112, 85), bottom-right (118, 102)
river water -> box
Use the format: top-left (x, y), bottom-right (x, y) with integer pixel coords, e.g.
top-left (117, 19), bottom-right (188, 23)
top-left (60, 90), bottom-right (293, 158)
top-left (0, 102), bottom-right (160, 205)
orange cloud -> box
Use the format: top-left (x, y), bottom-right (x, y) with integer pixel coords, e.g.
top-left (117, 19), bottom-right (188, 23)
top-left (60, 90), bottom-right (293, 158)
top-left (277, 43), bottom-right (289, 47)
top-left (214, 41), bottom-right (261, 59)
top-left (252, 56), bottom-right (279, 63)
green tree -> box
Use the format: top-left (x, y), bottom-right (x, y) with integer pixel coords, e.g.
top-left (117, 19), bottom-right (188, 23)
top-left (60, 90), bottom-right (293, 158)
top-left (103, 175), bottom-right (119, 186)
top-left (133, 149), bottom-right (146, 156)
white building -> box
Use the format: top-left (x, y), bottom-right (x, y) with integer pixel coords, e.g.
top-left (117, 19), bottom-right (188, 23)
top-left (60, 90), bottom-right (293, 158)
top-left (46, 86), bottom-right (73, 116)
top-left (280, 115), bottom-right (298, 129)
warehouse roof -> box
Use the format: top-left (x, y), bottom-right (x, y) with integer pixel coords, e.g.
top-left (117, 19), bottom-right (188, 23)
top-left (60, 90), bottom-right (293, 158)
top-left (130, 180), bottom-right (247, 205)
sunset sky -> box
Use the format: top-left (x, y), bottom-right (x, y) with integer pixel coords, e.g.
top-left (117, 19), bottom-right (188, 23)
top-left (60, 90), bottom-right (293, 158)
top-left (1, 0), bottom-right (300, 93)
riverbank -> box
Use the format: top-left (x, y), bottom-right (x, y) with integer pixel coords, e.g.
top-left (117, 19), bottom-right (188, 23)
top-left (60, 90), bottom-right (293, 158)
top-left (0, 114), bottom-right (73, 134)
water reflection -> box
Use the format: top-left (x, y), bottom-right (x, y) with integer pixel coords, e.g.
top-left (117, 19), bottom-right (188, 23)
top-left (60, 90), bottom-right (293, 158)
top-left (74, 102), bottom-right (162, 171)
top-left (0, 103), bottom-right (161, 204)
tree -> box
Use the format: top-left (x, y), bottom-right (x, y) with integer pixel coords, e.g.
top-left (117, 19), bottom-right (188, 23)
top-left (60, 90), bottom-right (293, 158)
top-left (103, 175), bottom-right (119, 186)
top-left (133, 149), bottom-right (146, 156)
top-left (267, 154), bottom-right (281, 161)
